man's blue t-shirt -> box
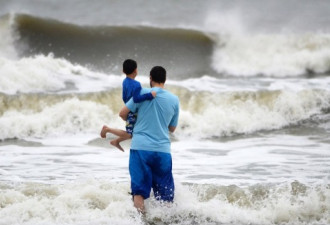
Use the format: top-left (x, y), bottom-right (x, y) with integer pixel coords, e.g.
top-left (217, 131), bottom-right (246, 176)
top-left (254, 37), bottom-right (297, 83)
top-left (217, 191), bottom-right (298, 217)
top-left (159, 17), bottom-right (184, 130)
top-left (126, 87), bottom-right (179, 153)
top-left (122, 77), bottom-right (153, 103)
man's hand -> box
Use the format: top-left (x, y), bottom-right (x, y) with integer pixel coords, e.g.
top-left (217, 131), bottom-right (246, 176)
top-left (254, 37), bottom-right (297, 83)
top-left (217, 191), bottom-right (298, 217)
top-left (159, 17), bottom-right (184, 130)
top-left (151, 91), bottom-right (157, 98)
top-left (169, 126), bottom-right (176, 133)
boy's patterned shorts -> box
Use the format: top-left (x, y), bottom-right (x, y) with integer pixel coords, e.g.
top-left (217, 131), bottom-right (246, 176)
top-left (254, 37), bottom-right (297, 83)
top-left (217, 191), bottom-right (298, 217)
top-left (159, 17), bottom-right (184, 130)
top-left (125, 112), bottom-right (137, 135)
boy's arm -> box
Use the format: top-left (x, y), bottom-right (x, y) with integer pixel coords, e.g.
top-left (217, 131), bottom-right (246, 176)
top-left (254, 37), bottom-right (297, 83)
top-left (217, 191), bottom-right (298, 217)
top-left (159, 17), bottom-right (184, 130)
top-left (132, 85), bottom-right (155, 103)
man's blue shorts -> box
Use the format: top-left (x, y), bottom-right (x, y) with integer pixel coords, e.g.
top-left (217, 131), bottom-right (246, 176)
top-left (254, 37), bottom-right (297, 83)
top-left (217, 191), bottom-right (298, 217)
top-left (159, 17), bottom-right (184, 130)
top-left (129, 149), bottom-right (174, 202)
top-left (125, 112), bottom-right (137, 135)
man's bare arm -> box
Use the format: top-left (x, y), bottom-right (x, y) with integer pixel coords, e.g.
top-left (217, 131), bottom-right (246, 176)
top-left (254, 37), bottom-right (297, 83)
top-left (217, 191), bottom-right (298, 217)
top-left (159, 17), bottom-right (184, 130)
top-left (119, 106), bottom-right (130, 121)
top-left (169, 126), bottom-right (176, 133)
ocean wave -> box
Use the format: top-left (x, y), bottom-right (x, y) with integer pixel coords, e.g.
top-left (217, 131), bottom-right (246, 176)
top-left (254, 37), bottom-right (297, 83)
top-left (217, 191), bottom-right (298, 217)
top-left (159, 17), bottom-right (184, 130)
top-left (2, 13), bottom-right (330, 78)
top-left (0, 97), bottom-right (120, 140)
top-left (0, 180), bottom-right (329, 225)
top-left (7, 13), bottom-right (214, 78)
top-left (177, 88), bottom-right (330, 138)
top-left (212, 32), bottom-right (330, 77)
top-left (0, 88), bottom-right (329, 140)
top-left (0, 54), bottom-right (121, 95)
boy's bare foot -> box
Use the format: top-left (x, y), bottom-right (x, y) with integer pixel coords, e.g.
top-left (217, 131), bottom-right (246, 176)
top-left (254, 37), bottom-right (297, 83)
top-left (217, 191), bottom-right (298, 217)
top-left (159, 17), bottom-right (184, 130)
top-left (110, 139), bottom-right (124, 152)
top-left (100, 125), bottom-right (109, 138)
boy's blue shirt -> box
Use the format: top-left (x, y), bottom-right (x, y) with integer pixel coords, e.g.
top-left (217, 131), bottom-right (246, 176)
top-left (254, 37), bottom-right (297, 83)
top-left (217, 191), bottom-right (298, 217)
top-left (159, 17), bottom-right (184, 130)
top-left (122, 77), bottom-right (153, 103)
top-left (126, 87), bottom-right (180, 153)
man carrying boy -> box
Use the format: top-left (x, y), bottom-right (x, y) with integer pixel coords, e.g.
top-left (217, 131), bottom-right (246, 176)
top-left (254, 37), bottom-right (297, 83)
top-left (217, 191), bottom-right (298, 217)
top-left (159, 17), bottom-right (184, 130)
top-left (100, 59), bottom-right (156, 151)
top-left (119, 66), bottom-right (180, 213)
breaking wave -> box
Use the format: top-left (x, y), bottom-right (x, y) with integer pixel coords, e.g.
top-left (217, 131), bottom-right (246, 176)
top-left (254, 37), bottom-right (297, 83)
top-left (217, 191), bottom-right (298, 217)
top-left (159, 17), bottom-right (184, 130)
top-left (2, 13), bottom-right (330, 78)
top-left (0, 87), bottom-right (329, 140)
top-left (0, 180), bottom-right (329, 225)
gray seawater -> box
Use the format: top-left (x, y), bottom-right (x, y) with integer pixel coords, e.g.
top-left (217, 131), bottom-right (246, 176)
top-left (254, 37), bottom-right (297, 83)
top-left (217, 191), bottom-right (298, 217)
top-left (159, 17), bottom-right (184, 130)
top-left (0, 0), bottom-right (330, 224)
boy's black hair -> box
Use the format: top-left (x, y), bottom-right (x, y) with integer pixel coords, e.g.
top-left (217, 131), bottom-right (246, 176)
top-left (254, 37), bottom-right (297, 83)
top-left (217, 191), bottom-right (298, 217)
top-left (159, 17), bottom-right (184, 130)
top-left (150, 66), bottom-right (166, 83)
top-left (123, 59), bottom-right (137, 75)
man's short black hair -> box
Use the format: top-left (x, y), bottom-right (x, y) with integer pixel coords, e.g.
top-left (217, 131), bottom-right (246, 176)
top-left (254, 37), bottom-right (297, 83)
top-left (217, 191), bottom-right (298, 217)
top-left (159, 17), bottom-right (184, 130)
top-left (123, 59), bottom-right (137, 75)
top-left (150, 66), bottom-right (166, 83)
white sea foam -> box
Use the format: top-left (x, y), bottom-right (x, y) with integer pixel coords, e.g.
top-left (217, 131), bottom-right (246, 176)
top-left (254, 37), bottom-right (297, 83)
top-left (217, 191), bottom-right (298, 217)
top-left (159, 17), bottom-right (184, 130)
top-left (204, 9), bottom-right (330, 77)
top-left (211, 32), bottom-right (330, 77)
top-left (0, 54), bottom-right (122, 94)
top-left (0, 180), bottom-right (329, 225)
top-left (204, 11), bottom-right (330, 77)
top-left (0, 98), bottom-right (122, 140)
top-left (0, 180), bottom-right (139, 225)
top-left (0, 14), bottom-right (18, 59)
top-left (1, 52), bottom-right (330, 95)
top-left (177, 89), bottom-right (330, 139)
top-left (0, 89), bottom-right (329, 140)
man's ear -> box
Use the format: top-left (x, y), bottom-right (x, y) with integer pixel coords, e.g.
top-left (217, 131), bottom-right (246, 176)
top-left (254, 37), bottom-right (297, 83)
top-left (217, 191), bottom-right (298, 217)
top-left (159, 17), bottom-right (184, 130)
top-left (149, 76), bottom-right (153, 88)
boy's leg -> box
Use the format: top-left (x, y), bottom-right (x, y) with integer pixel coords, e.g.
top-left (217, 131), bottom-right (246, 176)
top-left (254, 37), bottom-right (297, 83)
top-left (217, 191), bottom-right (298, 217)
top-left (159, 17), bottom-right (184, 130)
top-left (110, 135), bottom-right (131, 152)
top-left (101, 125), bottom-right (129, 138)
top-left (100, 125), bottom-right (131, 151)
top-left (100, 125), bottom-right (111, 138)
top-left (108, 128), bottom-right (130, 138)
top-left (111, 111), bottom-right (135, 151)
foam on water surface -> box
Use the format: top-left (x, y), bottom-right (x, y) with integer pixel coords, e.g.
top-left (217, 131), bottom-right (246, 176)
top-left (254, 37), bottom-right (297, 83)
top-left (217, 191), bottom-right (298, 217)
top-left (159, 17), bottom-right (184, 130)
top-left (0, 179), bottom-right (329, 225)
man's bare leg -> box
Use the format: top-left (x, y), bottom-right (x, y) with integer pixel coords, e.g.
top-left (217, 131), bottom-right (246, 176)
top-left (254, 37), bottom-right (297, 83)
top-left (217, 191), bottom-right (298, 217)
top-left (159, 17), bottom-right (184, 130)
top-left (133, 195), bottom-right (145, 214)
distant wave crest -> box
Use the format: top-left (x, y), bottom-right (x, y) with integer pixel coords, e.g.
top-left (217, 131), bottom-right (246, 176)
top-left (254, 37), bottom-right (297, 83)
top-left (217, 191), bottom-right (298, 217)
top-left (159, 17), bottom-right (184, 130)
top-left (7, 13), bottom-right (214, 77)
top-left (2, 13), bottom-right (330, 78)
top-left (212, 32), bottom-right (330, 77)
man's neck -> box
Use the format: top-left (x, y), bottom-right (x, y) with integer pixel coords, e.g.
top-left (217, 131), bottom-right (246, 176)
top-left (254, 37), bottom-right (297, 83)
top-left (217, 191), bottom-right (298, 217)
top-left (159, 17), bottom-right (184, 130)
top-left (152, 83), bottom-right (164, 89)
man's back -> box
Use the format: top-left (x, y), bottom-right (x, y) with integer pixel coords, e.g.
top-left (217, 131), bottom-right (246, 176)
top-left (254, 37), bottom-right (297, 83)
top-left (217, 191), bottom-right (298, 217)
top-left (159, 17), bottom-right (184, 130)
top-left (126, 87), bottom-right (179, 153)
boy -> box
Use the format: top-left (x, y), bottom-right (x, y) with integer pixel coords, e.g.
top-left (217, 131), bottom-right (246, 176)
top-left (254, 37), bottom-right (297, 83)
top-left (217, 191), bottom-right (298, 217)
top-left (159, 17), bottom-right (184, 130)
top-left (100, 59), bottom-right (156, 151)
